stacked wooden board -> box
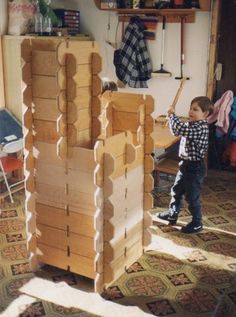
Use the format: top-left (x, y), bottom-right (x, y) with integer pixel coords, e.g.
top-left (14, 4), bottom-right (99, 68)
top-left (22, 38), bottom-right (154, 292)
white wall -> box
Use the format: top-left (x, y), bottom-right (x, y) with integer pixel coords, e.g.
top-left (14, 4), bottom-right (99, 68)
top-left (56, 0), bottom-right (211, 118)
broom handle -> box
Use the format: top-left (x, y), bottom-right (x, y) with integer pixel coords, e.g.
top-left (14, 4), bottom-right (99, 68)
top-left (160, 16), bottom-right (166, 65)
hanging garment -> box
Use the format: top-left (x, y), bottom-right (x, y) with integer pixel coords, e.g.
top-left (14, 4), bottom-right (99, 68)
top-left (140, 16), bottom-right (158, 40)
top-left (113, 16), bottom-right (152, 88)
top-left (231, 97), bottom-right (236, 120)
top-left (208, 90), bottom-right (234, 134)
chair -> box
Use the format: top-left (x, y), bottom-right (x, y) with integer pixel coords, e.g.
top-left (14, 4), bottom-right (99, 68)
top-left (153, 157), bottom-right (180, 189)
top-left (0, 139), bottom-right (24, 203)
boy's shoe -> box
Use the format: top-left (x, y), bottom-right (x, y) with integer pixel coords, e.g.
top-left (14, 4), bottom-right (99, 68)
top-left (155, 210), bottom-right (178, 224)
top-left (181, 222), bottom-right (203, 234)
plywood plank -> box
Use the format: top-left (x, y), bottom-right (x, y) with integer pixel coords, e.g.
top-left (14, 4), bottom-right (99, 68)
top-left (144, 95), bottom-right (155, 115)
top-left (144, 173), bottom-right (154, 193)
top-left (145, 154), bottom-right (154, 173)
top-left (104, 239), bottom-right (143, 283)
top-left (102, 91), bottom-right (144, 112)
top-left (32, 50), bottom-right (59, 76)
top-left (68, 126), bottom-right (91, 147)
top-left (92, 52), bottom-right (102, 74)
top-left (145, 114), bottom-right (154, 134)
top-left (69, 252), bottom-right (96, 279)
top-left (71, 64), bottom-right (92, 87)
top-left (37, 224), bottom-right (67, 251)
top-left (33, 98), bottom-right (60, 121)
top-left (72, 108), bottom-right (92, 131)
top-left (22, 62), bottom-right (31, 85)
top-left (144, 192), bottom-right (153, 211)
top-left (104, 221), bottom-right (142, 262)
top-left (36, 181), bottom-right (98, 216)
top-left (112, 111), bottom-right (141, 132)
top-left (23, 106), bottom-right (33, 131)
top-left (31, 38), bottom-right (61, 51)
top-left (104, 203), bottom-right (143, 241)
top-left (37, 223), bottom-right (95, 258)
top-left (104, 165), bottom-right (143, 200)
top-left (145, 135), bottom-right (154, 154)
top-left (36, 203), bottom-right (95, 237)
top-left (68, 190), bottom-right (97, 216)
top-left (37, 243), bottom-right (95, 279)
top-left (32, 75), bottom-right (61, 99)
top-left (34, 142), bottom-right (65, 167)
top-left (92, 75), bottom-right (101, 96)
top-left (68, 86), bottom-right (91, 106)
top-left (34, 120), bottom-right (59, 143)
top-left (106, 192), bottom-right (143, 221)
top-left (35, 162), bottom-right (66, 186)
top-left (57, 41), bottom-right (99, 66)
top-left (67, 169), bottom-right (97, 194)
top-left (95, 132), bottom-right (133, 162)
top-left (36, 182), bottom-right (67, 209)
top-left (67, 147), bottom-right (96, 171)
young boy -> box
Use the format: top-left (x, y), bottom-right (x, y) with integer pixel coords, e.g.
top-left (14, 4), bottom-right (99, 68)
top-left (156, 96), bottom-right (214, 233)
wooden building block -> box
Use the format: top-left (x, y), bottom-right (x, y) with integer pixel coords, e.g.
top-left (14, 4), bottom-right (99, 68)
top-left (34, 142), bottom-right (66, 167)
top-left (22, 39), bottom-right (155, 292)
top-left (37, 223), bottom-right (96, 258)
top-left (33, 98), bottom-right (61, 121)
top-left (104, 221), bottom-right (142, 262)
top-left (37, 243), bottom-right (96, 279)
top-left (36, 203), bottom-right (95, 238)
top-left (32, 50), bottom-right (59, 76)
top-left (34, 120), bottom-right (59, 143)
top-left (104, 239), bottom-right (143, 284)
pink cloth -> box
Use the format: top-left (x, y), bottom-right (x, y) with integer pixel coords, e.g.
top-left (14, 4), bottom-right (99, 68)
top-left (208, 90), bottom-right (234, 133)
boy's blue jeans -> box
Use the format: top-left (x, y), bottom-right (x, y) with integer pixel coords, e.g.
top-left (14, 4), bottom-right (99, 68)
top-left (169, 159), bottom-right (206, 225)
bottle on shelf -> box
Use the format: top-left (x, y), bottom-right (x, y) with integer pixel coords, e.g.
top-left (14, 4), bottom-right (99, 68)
top-left (34, 0), bottom-right (43, 35)
top-left (43, 7), bottom-right (52, 36)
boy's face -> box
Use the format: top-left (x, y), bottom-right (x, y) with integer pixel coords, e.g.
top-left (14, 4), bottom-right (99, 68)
top-left (188, 102), bottom-right (209, 122)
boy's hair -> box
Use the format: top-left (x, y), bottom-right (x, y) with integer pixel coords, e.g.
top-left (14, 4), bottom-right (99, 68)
top-left (102, 80), bottom-right (118, 94)
top-left (191, 96), bottom-right (214, 116)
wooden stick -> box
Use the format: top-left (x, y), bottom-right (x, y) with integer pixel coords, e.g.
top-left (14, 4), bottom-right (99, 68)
top-left (165, 77), bottom-right (187, 126)
top-left (172, 77), bottom-right (187, 110)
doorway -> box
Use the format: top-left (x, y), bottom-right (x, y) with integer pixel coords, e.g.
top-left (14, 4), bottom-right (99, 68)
top-left (214, 0), bottom-right (236, 100)
top-left (208, 0), bottom-right (236, 170)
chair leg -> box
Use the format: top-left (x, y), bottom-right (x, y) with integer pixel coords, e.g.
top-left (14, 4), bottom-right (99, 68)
top-left (153, 170), bottom-right (160, 188)
top-left (1, 172), bottom-right (14, 203)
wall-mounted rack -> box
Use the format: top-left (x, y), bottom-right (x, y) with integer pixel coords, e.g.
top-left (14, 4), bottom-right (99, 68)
top-left (94, 0), bottom-right (211, 23)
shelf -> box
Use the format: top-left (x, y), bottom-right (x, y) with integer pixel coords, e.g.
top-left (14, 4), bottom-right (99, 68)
top-left (96, 8), bottom-right (199, 14)
top-left (94, 0), bottom-right (211, 12)
top-left (93, 1), bottom-right (212, 22)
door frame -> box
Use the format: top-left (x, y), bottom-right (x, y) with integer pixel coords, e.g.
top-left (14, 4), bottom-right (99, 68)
top-left (206, 0), bottom-right (221, 100)
top-left (0, 36), bottom-right (5, 107)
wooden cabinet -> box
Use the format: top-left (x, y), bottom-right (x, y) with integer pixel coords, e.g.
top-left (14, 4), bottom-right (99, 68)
top-left (2, 36), bottom-right (24, 121)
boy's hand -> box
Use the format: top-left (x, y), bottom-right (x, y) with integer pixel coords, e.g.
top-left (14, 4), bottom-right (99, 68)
top-left (167, 106), bottom-right (175, 116)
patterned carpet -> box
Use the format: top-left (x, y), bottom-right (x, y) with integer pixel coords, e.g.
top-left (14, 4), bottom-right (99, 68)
top-left (0, 170), bottom-right (236, 317)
